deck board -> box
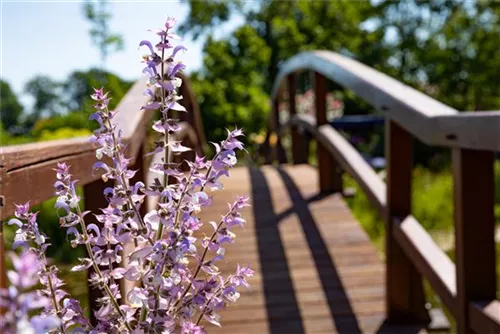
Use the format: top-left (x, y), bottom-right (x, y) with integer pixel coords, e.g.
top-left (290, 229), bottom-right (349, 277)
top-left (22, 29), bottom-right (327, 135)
top-left (193, 164), bottom-right (413, 333)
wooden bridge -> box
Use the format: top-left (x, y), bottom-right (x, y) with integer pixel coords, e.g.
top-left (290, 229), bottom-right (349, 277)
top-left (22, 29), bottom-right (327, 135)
top-left (1, 51), bottom-right (500, 333)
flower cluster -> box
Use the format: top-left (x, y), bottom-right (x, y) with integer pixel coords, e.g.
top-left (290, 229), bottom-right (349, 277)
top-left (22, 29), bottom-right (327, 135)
top-left (1, 17), bottom-right (252, 333)
top-left (2, 204), bottom-right (87, 333)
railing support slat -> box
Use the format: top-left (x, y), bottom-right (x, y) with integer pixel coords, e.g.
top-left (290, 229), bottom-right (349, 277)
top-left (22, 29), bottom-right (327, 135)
top-left (385, 120), bottom-right (430, 324)
top-left (273, 98), bottom-right (288, 164)
top-left (452, 148), bottom-right (496, 333)
top-left (314, 72), bottom-right (342, 193)
top-left (288, 74), bottom-right (308, 164)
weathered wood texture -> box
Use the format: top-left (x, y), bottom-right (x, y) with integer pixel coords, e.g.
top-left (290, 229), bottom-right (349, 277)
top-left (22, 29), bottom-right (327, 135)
top-left (314, 73), bottom-right (342, 194)
top-left (452, 148), bottom-right (497, 333)
top-left (287, 74), bottom-right (308, 164)
top-left (385, 121), bottom-right (429, 325)
top-left (196, 165), bottom-right (425, 333)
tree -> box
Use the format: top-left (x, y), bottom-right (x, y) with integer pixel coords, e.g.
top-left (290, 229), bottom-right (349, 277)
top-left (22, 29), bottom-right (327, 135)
top-left (182, 1), bottom-right (382, 144)
top-left (0, 80), bottom-right (24, 131)
top-left (83, 0), bottom-right (124, 67)
top-left (24, 75), bottom-right (63, 121)
top-left (63, 68), bottom-right (133, 112)
top-left (182, 0), bottom-right (500, 167)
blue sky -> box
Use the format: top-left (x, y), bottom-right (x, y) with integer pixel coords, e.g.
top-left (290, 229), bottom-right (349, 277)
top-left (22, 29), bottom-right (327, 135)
top-left (1, 0), bottom-right (242, 107)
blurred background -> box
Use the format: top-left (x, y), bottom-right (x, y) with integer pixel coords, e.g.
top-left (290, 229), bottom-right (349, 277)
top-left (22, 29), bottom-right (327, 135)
top-left (1, 0), bottom-right (499, 314)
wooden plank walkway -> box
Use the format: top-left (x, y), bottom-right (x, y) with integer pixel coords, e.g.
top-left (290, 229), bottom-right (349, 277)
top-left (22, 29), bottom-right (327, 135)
top-left (196, 164), bottom-right (410, 334)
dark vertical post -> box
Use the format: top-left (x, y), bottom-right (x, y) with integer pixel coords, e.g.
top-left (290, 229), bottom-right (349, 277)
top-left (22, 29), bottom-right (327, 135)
top-left (288, 74), bottom-right (308, 164)
top-left (313, 72), bottom-right (342, 193)
top-left (273, 96), bottom-right (287, 164)
top-left (453, 148), bottom-right (496, 333)
top-left (385, 120), bottom-right (430, 324)
top-left (83, 177), bottom-right (109, 325)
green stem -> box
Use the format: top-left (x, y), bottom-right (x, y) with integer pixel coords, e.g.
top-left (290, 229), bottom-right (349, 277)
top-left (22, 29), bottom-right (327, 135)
top-left (170, 219), bottom-right (225, 312)
top-left (156, 35), bottom-right (169, 242)
top-left (45, 259), bottom-right (67, 334)
top-left (195, 282), bottom-right (227, 326)
top-left (75, 205), bottom-right (133, 332)
top-left (104, 116), bottom-right (154, 245)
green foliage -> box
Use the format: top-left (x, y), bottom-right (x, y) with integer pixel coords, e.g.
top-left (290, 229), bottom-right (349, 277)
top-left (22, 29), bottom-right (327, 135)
top-left (412, 167), bottom-right (454, 230)
top-left (343, 174), bottom-right (385, 240)
top-left (190, 24), bottom-right (270, 145)
top-left (25, 69), bottom-right (131, 137)
top-left (185, 1), bottom-right (382, 144)
top-left (179, 0), bottom-right (243, 39)
top-left (37, 127), bottom-right (91, 142)
top-left (0, 123), bottom-right (31, 145)
top-left (63, 68), bottom-right (133, 113)
top-left (31, 112), bottom-right (91, 137)
top-left (371, 0), bottom-right (500, 111)
top-left (24, 75), bottom-right (63, 124)
top-left (183, 0), bottom-right (500, 166)
top-left (83, 0), bottom-right (124, 66)
top-left (0, 80), bottom-right (24, 131)
top-left (183, 1), bottom-right (391, 144)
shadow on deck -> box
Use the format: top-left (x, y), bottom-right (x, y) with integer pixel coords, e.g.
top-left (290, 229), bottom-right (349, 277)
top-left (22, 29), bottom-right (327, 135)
top-left (200, 165), bottom-right (427, 334)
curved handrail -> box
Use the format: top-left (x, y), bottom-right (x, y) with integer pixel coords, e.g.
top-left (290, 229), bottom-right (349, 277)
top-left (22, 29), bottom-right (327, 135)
top-left (0, 73), bottom-right (205, 219)
top-left (269, 50), bottom-right (500, 151)
top-left (265, 50), bottom-right (500, 333)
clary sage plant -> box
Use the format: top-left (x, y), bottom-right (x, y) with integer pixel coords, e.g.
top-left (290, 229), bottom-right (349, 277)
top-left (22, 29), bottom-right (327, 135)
top-left (1, 17), bottom-right (252, 334)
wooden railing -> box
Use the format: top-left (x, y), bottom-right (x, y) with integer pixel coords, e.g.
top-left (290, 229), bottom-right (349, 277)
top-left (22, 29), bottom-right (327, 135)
top-left (0, 73), bottom-right (206, 313)
top-left (263, 51), bottom-right (500, 333)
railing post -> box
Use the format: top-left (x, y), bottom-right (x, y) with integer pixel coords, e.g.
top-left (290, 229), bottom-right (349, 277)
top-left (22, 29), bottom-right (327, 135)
top-left (452, 148), bottom-right (496, 333)
top-left (385, 120), bottom-right (430, 324)
top-left (313, 72), bottom-right (342, 193)
top-left (273, 96), bottom-right (287, 164)
top-left (287, 74), bottom-right (308, 164)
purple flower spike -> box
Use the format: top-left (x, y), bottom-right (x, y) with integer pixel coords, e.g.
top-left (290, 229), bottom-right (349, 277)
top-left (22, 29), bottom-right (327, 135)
top-left (139, 40), bottom-right (154, 55)
top-left (165, 17), bottom-right (177, 30)
top-left (3, 15), bottom-right (251, 334)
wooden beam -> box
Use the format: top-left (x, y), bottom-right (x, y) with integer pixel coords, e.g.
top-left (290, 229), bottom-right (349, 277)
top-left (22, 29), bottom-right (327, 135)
top-left (1, 151), bottom-right (101, 219)
top-left (469, 300), bottom-right (500, 333)
top-left (317, 124), bottom-right (385, 216)
top-left (453, 148), bottom-right (496, 333)
top-left (314, 72), bottom-right (342, 193)
top-left (393, 216), bottom-right (457, 315)
top-left (385, 120), bottom-right (429, 325)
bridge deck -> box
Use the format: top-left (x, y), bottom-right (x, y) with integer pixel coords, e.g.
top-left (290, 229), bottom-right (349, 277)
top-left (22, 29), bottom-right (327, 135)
top-left (197, 164), bottom-right (416, 333)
